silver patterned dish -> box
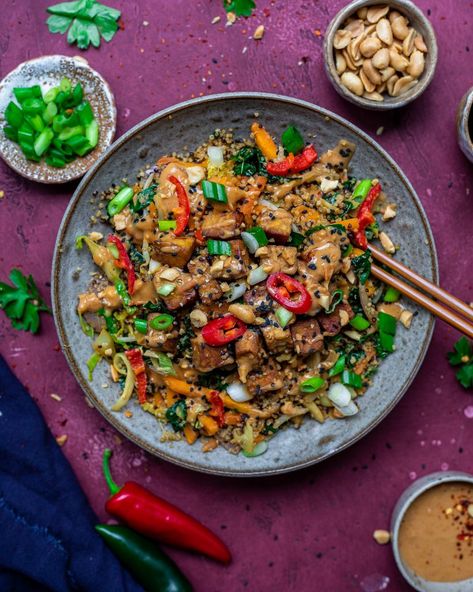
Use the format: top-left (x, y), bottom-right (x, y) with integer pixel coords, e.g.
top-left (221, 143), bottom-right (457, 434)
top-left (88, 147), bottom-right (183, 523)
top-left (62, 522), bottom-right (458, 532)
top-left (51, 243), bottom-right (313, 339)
top-left (52, 93), bottom-right (437, 476)
top-left (0, 55), bottom-right (116, 184)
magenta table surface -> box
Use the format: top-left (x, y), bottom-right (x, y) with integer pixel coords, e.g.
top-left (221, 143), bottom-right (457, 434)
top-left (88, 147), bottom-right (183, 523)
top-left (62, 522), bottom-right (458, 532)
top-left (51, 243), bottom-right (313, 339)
top-left (1, 1), bottom-right (473, 591)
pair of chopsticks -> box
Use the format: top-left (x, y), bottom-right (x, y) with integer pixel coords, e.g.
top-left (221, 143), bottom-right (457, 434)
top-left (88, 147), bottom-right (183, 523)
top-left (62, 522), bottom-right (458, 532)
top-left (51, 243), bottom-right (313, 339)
top-left (369, 245), bottom-right (473, 339)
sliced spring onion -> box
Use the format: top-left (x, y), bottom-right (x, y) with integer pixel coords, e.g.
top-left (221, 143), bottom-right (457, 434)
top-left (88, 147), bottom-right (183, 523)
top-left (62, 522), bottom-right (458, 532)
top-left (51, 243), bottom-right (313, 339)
top-left (134, 318), bottom-right (148, 334)
top-left (341, 370), bottom-right (363, 389)
top-left (202, 179), bottom-right (228, 203)
top-left (248, 265), bottom-right (268, 286)
top-left (227, 282), bottom-right (247, 301)
top-left (85, 120), bottom-right (99, 148)
top-left (328, 382), bottom-right (352, 407)
top-left (281, 125), bottom-right (304, 155)
top-left (288, 231), bottom-right (305, 247)
top-left (3, 125), bottom-right (18, 142)
top-left (145, 351), bottom-right (176, 375)
top-left (207, 239), bottom-right (232, 256)
top-left (60, 77), bottom-right (72, 93)
top-left (78, 312), bottom-right (94, 337)
top-left (107, 186), bottom-right (134, 217)
top-left (242, 441), bottom-right (268, 457)
top-left (384, 287), bottom-right (401, 303)
top-left (43, 87), bottom-right (59, 103)
top-left (207, 145), bottom-right (224, 167)
top-left (13, 86), bottom-right (40, 103)
top-left (33, 128), bottom-right (54, 157)
top-left (86, 352), bottom-right (101, 381)
top-left (5, 101), bottom-right (23, 128)
top-left (77, 101), bottom-right (94, 126)
top-left (22, 98), bottom-right (45, 115)
top-left (350, 315), bottom-right (371, 331)
top-left (157, 283), bottom-right (176, 297)
top-left (158, 220), bottom-right (177, 232)
top-left (352, 179), bottom-right (372, 204)
top-left (379, 332), bottom-right (395, 352)
top-left (242, 227), bottom-right (268, 254)
top-left (300, 376), bottom-right (325, 393)
top-left (275, 306), bottom-right (294, 328)
top-left (378, 311), bottom-right (397, 335)
top-left (328, 355), bottom-right (346, 377)
top-left (149, 313), bottom-right (174, 330)
top-left (227, 381), bottom-right (253, 402)
top-left (115, 335), bottom-right (137, 344)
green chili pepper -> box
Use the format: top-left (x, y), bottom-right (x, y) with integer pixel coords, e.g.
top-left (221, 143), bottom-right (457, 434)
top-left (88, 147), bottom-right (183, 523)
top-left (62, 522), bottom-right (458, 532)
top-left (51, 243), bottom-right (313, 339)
top-left (150, 313), bottom-right (174, 331)
top-left (328, 355), bottom-right (346, 377)
top-left (300, 376), bottom-right (325, 393)
top-left (134, 318), bottom-right (148, 334)
top-left (350, 315), bottom-right (371, 331)
top-left (96, 524), bottom-right (193, 592)
top-left (107, 186), bottom-right (134, 217)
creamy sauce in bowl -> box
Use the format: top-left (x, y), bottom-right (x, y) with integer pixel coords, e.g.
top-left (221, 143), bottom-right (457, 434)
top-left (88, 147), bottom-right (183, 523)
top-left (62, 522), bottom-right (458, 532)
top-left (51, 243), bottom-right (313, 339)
top-left (398, 483), bottom-right (473, 583)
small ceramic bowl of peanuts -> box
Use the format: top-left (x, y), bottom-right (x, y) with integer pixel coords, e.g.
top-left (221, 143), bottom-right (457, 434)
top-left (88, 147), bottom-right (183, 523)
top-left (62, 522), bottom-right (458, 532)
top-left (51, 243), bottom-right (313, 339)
top-left (323, 0), bottom-right (438, 110)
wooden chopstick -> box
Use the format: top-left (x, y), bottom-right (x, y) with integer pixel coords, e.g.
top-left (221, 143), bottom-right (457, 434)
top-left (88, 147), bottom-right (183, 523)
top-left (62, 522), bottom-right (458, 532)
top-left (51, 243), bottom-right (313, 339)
top-left (371, 263), bottom-right (473, 339)
top-left (370, 245), bottom-right (473, 324)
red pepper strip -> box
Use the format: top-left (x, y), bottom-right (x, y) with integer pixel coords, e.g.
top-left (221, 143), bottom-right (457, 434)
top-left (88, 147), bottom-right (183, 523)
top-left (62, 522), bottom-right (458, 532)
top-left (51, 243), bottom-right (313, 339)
top-left (353, 183), bottom-right (382, 250)
top-left (201, 315), bottom-right (247, 346)
top-left (194, 228), bottom-right (204, 244)
top-left (266, 272), bottom-right (312, 314)
top-left (125, 349), bottom-right (147, 404)
top-left (266, 145), bottom-right (317, 176)
top-left (102, 449), bottom-right (231, 564)
top-left (107, 234), bottom-right (136, 295)
top-left (291, 145), bottom-right (318, 173)
top-left (168, 175), bottom-right (190, 236)
top-left (209, 391), bottom-right (225, 427)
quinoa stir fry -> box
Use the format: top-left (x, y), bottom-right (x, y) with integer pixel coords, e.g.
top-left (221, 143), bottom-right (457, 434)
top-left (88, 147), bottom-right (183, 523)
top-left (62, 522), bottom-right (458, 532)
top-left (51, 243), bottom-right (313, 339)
top-left (76, 122), bottom-right (412, 456)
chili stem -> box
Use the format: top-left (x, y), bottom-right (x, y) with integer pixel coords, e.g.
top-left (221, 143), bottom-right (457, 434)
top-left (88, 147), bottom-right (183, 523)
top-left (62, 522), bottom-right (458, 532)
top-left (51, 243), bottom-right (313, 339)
top-left (102, 448), bottom-right (121, 495)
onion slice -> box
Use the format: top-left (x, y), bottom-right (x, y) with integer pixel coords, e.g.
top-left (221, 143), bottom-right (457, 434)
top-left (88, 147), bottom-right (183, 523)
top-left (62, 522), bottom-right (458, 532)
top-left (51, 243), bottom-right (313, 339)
top-left (227, 381), bottom-right (253, 402)
top-left (248, 265), bottom-right (268, 286)
top-left (207, 146), bottom-right (224, 167)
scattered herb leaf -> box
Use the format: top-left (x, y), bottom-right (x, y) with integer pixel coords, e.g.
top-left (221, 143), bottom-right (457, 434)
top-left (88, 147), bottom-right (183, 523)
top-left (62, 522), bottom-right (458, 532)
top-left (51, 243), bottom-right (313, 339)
top-left (165, 399), bottom-right (187, 432)
top-left (0, 269), bottom-right (50, 333)
top-left (352, 250), bottom-right (372, 285)
top-left (447, 337), bottom-right (473, 389)
top-left (223, 0), bottom-right (256, 17)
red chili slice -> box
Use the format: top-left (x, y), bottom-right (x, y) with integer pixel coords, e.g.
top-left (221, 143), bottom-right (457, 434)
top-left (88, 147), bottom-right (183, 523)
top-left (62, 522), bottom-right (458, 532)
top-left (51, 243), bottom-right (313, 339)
top-left (353, 183), bottom-right (382, 250)
top-left (201, 315), bottom-right (247, 346)
top-left (125, 349), bottom-right (147, 404)
top-left (107, 234), bottom-right (136, 295)
top-left (266, 272), bottom-right (312, 314)
top-left (209, 391), bottom-right (225, 427)
top-left (168, 175), bottom-right (190, 236)
top-left (291, 145), bottom-right (318, 173)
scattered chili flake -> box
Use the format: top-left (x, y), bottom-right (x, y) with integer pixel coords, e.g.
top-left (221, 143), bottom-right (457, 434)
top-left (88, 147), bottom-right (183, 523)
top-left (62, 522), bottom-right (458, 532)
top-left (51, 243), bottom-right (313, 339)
top-left (56, 434), bottom-right (68, 446)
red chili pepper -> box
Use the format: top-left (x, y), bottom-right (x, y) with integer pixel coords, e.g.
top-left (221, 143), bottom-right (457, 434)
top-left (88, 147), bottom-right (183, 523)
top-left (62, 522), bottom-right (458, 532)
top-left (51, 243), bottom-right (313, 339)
top-left (194, 228), bottom-right (204, 244)
top-left (266, 145), bottom-right (317, 176)
top-left (107, 234), bottom-right (136, 295)
top-left (125, 349), bottom-right (147, 404)
top-left (353, 183), bottom-right (382, 250)
top-left (102, 449), bottom-right (231, 564)
top-left (168, 175), bottom-right (190, 236)
top-left (201, 315), bottom-right (247, 346)
top-left (266, 272), bottom-right (312, 314)
top-left (209, 391), bottom-right (225, 427)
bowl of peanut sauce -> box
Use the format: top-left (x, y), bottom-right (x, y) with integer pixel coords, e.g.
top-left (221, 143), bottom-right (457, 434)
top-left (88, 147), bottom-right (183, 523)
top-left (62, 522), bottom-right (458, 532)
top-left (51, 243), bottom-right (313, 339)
top-left (391, 472), bottom-right (473, 591)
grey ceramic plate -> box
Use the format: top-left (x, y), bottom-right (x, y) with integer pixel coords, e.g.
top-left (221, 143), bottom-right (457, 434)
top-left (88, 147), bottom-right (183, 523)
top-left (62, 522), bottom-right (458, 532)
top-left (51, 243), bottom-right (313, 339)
top-left (0, 55), bottom-right (116, 184)
top-left (52, 93), bottom-right (438, 477)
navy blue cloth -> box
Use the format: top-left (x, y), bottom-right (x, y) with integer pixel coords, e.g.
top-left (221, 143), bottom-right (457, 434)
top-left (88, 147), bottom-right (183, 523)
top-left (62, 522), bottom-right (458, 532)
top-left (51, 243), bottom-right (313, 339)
top-left (0, 356), bottom-right (144, 592)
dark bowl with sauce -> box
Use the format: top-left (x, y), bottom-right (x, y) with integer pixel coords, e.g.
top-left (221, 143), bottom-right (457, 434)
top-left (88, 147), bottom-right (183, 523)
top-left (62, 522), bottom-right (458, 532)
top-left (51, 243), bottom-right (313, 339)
top-left (391, 471), bottom-right (473, 592)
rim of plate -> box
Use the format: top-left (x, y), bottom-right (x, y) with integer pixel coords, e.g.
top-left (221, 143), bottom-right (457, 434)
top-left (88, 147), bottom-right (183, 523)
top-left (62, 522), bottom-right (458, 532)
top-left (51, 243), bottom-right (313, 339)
top-left (51, 92), bottom-right (438, 477)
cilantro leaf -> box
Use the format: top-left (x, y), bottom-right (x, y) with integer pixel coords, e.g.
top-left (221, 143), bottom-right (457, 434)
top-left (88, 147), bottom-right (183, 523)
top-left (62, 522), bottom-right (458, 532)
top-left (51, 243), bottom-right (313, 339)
top-left (447, 336), bottom-right (472, 366)
top-left (0, 269), bottom-right (50, 334)
top-left (456, 364), bottom-right (473, 389)
top-left (223, 0), bottom-right (256, 17)
top-left (46, 0), bottom-right (121, 49)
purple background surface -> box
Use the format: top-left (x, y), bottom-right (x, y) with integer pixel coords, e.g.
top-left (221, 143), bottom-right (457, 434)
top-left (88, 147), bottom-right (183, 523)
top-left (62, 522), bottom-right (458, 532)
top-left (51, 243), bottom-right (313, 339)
top-left (1, 1), bottom-right (473, 590)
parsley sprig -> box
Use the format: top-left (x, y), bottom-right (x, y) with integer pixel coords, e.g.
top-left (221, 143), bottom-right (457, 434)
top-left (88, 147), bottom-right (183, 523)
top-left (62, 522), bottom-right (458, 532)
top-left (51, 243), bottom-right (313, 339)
top-left (0, 269), bottom-right (50, 334)
top-left (223, 0), bottom-right (256, 17)
top-left (447, 337), bottom-right (473, 389)
top-left (46, 0), bottom-right (121, 50)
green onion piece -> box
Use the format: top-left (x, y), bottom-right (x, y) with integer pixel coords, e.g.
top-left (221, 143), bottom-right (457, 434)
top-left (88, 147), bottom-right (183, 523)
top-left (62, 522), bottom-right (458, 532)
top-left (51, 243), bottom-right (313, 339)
top-left (288, 231), bottom-right (305, 247)
top-left (42, 101), bottom-right (58, 125)
top-left (5, 101), bottom-right (23, 128)
top-left (242, 441), bottom-right (268, 457)
top-left (149, 313), bottom-right (174, 330)
top-left (34, 128), bottom-right (54, 157)
top-left (60, 77), bottom-right (72, 93)
top-left (114, 279), bottom-right (132, 308)
top-left (55, 91), bottom-right (68, 107)
top-left (77, 101), bottom-right (94, 126)
top-left (85, 120), bottom-right (99, 148)
top-left (43, 87), bottom-right (59, 103)
top-left (154, 352), bottom-right (175, 375)
top-left (326, 289), bottom-right (344, 314)
top-left (158, 220), bottom-right (177, 232)
top-left (52, 114), bottom-right (68, 133)
top-left (66, 135), bottom-right (92, 156)
top-left (64, 110), bottom-right (80, 127)
top-left (86, 352), bottom-right (101, 381)
top-left (134, 318), bottom-right (148, 334)
top-left (378, 311), bottom-right (397, 335)
top-left (245, 226), bottom-right (268, 247)
top-left (3, 125), bottom-right (18, 142)
top-left (69, 83), bottom-right (84, 107)
top-left (19, 141), bottom-right (40, 162)
top-left (275, 306), bottom-right (294, 328)
top-left (202, 179), bottom-right (228, 203)
top-left (342, 243), bottom-right (353, 258)
top-left (58, 125), bottom-right (84, 142)
top-left (350, 315), bottom-right (371, 331)
top-left (300, 376), bottom-right (325, 393)
top-left (46, 153), bottom-right (66, 168)
top-left (341, 370), bottom-right (362, 389)
top-left (379, 332), bottom-right (395, 353)
top-left (328, 355), bottom-right (346, 377)
top-left (384, 287), bottom-right (401, 303)
top-left (17, 122), bottom-right (34, 144)
top-left (207, 239), bottom-right (232, 256)
top-left (13, 87), bottom-right (39, 103)
top-left (78, 312), bottom-right (94, 337)
top-left (352, 179), bottom-right (372, 204)
top-left (25, 114), bottom-right (45, 133)
top-left (281, 125), bottom-right (304, 155)
top-left (107, 186), bottom-right (134, 217)
top-left (157, 283), bottom-right (176, 297)
top-left (22, 98), bottom-right (45, 115)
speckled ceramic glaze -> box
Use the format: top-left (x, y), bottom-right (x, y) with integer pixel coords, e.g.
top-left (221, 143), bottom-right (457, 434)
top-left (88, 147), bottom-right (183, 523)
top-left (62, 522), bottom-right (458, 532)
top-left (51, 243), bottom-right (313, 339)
top-left (391, 472), bottom-right (473, 592)
top-left (51, 93), bottom-right (438, 477)
top-left (457, 87), bottom-right (473, 164)
top-left (324, 0), bottom-right (438, 110)
top-left (0, 55), bottom-right (116, 184)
